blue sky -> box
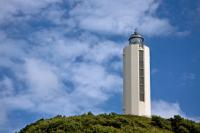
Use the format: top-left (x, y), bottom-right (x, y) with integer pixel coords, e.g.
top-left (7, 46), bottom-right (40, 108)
top-left (0, 0), bottom-right (200, 132)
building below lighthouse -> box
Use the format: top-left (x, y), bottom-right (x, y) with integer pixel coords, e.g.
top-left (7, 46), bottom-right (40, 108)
top-left (123, 31), bottom-right (151, 117)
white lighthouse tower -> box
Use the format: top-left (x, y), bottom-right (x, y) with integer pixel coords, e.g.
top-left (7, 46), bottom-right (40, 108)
top-left (123, 31), bottom-right (151, 117)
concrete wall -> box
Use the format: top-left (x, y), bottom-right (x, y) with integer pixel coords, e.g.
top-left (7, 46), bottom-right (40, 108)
top-left (123, 44), bottom-right (151, 117)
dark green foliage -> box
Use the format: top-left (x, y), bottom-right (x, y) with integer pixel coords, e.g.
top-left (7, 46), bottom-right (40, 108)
top-left (170, 115), bottom-right (200, 133)
top-left (152, 115), bottom-right (172, 130)
top-left (178, 126), bottom-right (189, 133)
top-left (18, 113), bottom-right (200, 133)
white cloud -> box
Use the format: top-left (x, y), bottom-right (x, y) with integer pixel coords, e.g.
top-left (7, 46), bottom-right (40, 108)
top-left (152, 100), bottom-right (200, 122)
top-left (0, 27), bottom-right (123, 132)
top-left (69, 0), bottom-right (177, 36)
top-left (0, 106), bottom-right (8, 127)
top-left (0, 0), bottom-right (62, 24)
top-left (0, 77), bottom-right (14, 97)
top-left (24, 58), bottom-right (60, 97)
top-left (152, 100), bottom-right (183, 118)
top-left (0, 0), bottom-right (185, 37)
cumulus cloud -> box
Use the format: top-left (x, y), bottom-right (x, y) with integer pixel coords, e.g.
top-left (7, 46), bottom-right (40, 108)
top-left (152, 100), bottom-right (200, 122)
top-left (152, 100), bottom-right (184, 118)
top-left (0, 28), bottom-right (123, 132)
top-left (0, 108), bottom-right (8, 132)
top-left (0, 0), bottom-right (62, 24)
top-left (69, 0), bottom-right (177, 36)
top-left (24, 59), bottom-right (61, 97)
top-left (0, 77), bottom-right (14, 97)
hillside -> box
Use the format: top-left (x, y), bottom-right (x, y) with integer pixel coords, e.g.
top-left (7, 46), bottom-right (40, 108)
top-left (18, 112), bottom-right (200, 133)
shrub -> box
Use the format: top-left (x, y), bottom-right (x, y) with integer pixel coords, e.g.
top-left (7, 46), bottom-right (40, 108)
top-left (151, 116), bottom-right (171, 130)
top-left (178, 125), bottom-right (189, 133)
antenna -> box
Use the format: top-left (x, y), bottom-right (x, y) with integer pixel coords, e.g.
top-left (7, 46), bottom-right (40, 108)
top-left (134, 28), bottom-right (138, 33)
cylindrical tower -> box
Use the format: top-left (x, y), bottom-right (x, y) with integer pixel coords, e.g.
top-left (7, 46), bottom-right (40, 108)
top-left (123, 31), bottom-right (151, 117)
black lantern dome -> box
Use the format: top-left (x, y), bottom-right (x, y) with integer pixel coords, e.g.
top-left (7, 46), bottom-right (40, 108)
top-left (129, 31), bottom-right (144, 45)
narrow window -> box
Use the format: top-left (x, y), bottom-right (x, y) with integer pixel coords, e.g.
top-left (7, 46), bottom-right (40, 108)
top-left (139, 50), bottom-right (145, 101)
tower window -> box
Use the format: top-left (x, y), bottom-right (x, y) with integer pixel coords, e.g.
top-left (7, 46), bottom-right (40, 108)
top-left (139, 50), bottom-right (145, 101)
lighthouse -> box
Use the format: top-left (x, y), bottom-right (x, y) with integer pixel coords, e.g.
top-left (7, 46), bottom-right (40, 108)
top-left (123, 31), bottom-right (151, 117)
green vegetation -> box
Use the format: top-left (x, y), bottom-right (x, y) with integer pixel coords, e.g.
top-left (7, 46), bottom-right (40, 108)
top-left (18, 112), bottom-right (200, 133)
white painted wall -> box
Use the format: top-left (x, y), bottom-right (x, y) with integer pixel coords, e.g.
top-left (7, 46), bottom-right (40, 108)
top-left (123, 44), bottom-right (151, 117)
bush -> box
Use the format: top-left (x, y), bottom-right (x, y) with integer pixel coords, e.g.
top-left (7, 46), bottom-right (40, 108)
top-left (151, 116), bottom-right (171, 130)
top-left (170, 115), bottom-right (200, 133)
top-left (178, 125), bottom-right (189, 133)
